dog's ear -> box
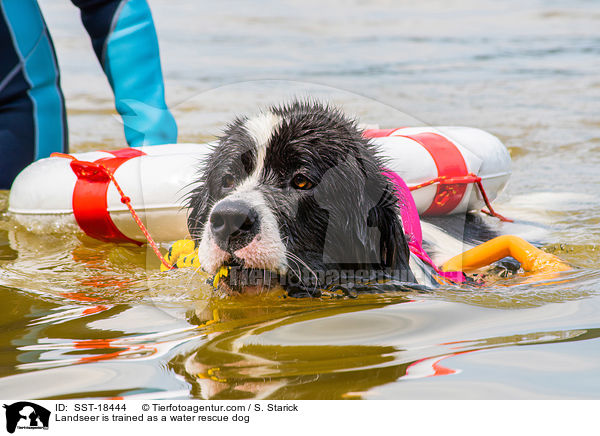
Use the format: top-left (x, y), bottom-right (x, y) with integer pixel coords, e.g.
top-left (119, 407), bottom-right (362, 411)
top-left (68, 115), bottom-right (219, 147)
top-left (368, 180), bottom-right (413, 275)
top-left (186, 182), bottom-right (210, 241)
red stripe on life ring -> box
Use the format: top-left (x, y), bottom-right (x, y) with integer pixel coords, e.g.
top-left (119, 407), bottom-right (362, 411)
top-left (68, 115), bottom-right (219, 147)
top-left (71, 148), bottom-right (145, 245)
top-left (102, 148), bottom-right (147, 159)
top-left (362, 128), bottom-right (404, 138)
top-left (400, 133), bottom-right (469, 215)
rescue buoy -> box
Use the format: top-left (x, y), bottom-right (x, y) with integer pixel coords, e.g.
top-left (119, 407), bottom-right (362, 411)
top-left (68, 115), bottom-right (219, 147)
top-left (8, 143), bottom-right (211, 244)
top-left (8, 126), bottom-right (511, 244)
top-left (364, 126), bottom-right (511, 216)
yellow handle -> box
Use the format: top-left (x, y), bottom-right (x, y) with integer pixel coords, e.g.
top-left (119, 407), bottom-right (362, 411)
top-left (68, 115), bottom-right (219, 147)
top-left (442, 235), bottom-right (570, 274)
top-left (160, 239), bottom-right (198, 271)
top-left (161, 239), bottom-right (229, 289)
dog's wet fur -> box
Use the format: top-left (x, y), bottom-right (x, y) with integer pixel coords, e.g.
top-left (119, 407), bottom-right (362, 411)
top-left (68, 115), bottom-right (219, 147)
top-left (187, 100), bottom-right (493, 297)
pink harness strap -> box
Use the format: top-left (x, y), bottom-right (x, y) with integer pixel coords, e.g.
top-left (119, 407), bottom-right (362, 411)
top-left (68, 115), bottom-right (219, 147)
top-left (383, 170), bottom-right (466, 284)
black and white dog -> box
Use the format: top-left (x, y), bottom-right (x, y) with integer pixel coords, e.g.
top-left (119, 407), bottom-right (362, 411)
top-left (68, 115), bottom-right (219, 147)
top-left (187, 100), bottom-right (488, 296)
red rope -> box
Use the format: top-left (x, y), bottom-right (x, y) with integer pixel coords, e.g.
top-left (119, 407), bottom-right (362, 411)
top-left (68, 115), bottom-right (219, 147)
top-left (97, 163), bottom-right (173, 270)
top-left (408, 177), bottom-right (441, 191)
top-left (409, 173), bottom-right (513, 222)
top-left (475, 179), bottom-right (513, 222)
top-left (408, 174), bottom-right (482, 191)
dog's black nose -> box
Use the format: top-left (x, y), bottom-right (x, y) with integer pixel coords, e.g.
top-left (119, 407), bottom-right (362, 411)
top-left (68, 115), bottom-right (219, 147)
top-left (209, 200), bottom-right (259, 250)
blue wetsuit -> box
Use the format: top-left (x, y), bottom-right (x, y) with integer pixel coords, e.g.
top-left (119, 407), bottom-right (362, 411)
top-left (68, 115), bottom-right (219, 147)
top-left (0, 0), bottom-right (177, 189)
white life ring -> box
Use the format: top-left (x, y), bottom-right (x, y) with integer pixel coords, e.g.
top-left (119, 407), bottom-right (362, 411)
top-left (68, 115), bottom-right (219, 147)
top-left (365, 126), bottom-right (511, 215)
top-left (8, 126), bottom-right (510, 244)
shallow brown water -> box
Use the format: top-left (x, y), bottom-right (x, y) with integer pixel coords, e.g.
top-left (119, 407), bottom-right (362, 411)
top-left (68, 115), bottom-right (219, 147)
top-left (1, 0), bottom-right (599, 399)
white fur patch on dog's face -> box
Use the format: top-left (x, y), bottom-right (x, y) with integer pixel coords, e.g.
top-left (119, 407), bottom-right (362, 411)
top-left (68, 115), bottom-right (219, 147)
top-left (244, 111), bottom-right (282, 176)
top-left (228, 188), bottom-right (287, 272)
top-left (195, 229), bottom-right (230, 275)
top-left (196, 110), bottom-right (287, 275)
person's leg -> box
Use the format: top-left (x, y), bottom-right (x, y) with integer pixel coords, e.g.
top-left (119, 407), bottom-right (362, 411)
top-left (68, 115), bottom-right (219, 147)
top-left (72, 0), bottom-right (177, 146)
top-left (0, 0), bottom-right (67, 189)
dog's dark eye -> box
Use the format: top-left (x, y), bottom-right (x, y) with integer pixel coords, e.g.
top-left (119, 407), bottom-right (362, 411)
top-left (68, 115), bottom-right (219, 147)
top-left (222, 174), bottom-right (235, 189)
top-left (291, 174), bottom-right (313, 190)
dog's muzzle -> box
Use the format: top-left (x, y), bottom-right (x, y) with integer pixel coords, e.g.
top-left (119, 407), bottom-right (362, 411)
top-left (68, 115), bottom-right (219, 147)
top-left (209, 199), bottom-right (260, 252)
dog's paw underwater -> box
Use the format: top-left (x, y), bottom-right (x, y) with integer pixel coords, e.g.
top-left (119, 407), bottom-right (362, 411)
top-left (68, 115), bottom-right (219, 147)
top-left (165, 100), bottom-right (571, 297)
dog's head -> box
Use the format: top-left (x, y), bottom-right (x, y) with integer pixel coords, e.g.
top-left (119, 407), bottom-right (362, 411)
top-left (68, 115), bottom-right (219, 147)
top-left (187, 100), bottom-right (413, 296)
